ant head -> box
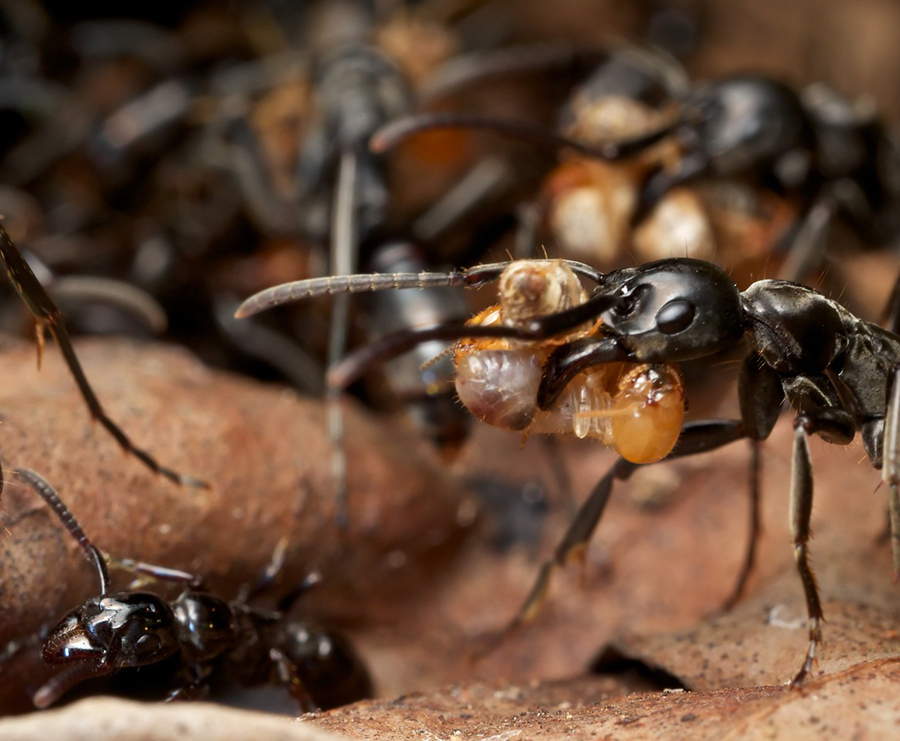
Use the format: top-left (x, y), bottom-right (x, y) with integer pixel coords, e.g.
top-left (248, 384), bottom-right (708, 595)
top-left (42, 593), bottom-right (179, 669)
top-left (594, 258), bottom-right (745, 361)
top-left (679, 75), bottom-right (810, 177)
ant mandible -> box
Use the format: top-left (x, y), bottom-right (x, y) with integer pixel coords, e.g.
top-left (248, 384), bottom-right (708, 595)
top-left (236, 255), bottom-right (900, 686)
top-left (14, 468), bottom-right (371, 710)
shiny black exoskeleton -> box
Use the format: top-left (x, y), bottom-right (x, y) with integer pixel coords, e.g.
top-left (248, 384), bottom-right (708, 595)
top-left (315, 255), bottom-right (900, 685)
top-left (614, 75), bottom-right (900, 275)
top-left (16, 469), bottom-right (371, 711)
top-left (505, 257), bottom-right (900, 685)
top-left (377, 68), bottom-right (900, 281)
top-left (40, 583), bottom-right (371, 711)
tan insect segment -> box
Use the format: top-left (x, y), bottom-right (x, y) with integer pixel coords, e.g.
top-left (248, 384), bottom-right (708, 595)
top-left (452, 259), bottom-right (684, 463)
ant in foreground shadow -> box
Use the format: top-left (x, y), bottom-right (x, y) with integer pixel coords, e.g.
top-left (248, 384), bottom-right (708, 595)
top-left (14, 468), bottom-right (371, 710)
top-left (237, 254), bottom-right (900, 686)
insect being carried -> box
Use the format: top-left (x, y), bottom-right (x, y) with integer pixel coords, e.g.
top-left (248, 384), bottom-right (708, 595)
top-left (237, 254), bottom-right (900, 686)
top-left (236, 257), bottom-right (685, 467)
top-left (15, 468), bottom-right (371, 711)
top-left (0, 224), bottom-right (203, 487)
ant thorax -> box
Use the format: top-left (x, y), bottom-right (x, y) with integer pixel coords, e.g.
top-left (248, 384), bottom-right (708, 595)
top-left (454, 260), bottom-right (684, 464)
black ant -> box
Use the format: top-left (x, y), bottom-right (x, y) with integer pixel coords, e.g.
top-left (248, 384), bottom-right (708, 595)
top-left (237, 257), bottom-right (685, 465)
top-left (372, 70), bottom-right (900, 290)
top-left (14, 468), bottom-right (371, 711)
top-left (0, 224), bottom-right (204, 487)
top-left (236, 254), bottom-right (900, 686)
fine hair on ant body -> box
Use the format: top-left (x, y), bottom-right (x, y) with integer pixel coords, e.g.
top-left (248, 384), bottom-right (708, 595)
top-left (14, 468), bottom-right (371, 710)
top-left (237, 254), bottom-right (900, 686)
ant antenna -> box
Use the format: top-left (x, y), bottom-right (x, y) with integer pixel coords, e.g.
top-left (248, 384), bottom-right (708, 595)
top-left (14, 468), bottom-right (110, 595)
top-left (370, 112), bottom-right (679, 161)
top-left (234, 260), bottom-right (604, 318)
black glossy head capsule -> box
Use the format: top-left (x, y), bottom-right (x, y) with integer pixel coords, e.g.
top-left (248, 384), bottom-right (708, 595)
top-left (592, 258), bottom-right (745, 361)
top-left (41, 593), bottom-right (180, 669)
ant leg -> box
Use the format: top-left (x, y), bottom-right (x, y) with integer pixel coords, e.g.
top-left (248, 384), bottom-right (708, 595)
top-left (270, 648), bottom-right (318, 713)
top-left (514, 200), bottom-right (543, 261)
top-left (234, 535), bottom-right (321, 608)
top-left (110, 556), bottom-right (205, 591)
top-left (541, 435), bottom-right (576, 511)
top-left (883, 274), bottom-right (900, 336)
top-left (166, 664), bottom-right (210, 702)
top-left (0, 226), bottom-right (207, 488)
top-left (788, 408), bottom-right (855, 687)
top-left (718, 439), bottom-right (762, 612)
top-left (327, 151), bottom-right (360, 528)
top-left (632, 151), bottom-right (709, 224)
top-left (776, 198), bottom-right (836, 284)
top-left (882, 365), bottom-right (900, 579)
top-left (788, 416), bottom-right (822, 687)
top-left (718, 357), bottom-right (785, 610)
top-left (412, 157), bottom-right (514, 244)
top-left (483, 419), bottom-right (747, 654)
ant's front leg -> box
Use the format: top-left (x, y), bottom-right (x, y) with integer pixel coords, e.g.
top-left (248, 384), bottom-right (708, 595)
top-left (110, 556), bottom-right (206, 591)
top-left (776, 197), bottom-right (836, 284)
top-left (482, 418), bottom-right (748, 655)
top-left (166, 664), bottom-right (211, 702)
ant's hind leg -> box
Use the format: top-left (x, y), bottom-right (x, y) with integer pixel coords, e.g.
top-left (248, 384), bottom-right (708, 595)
top-left (882, 365), bottom-right (900, 579)
top-left (788, 408), bottom-right (854, 686)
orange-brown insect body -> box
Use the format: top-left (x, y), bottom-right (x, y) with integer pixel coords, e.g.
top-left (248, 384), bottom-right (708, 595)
top-left (453, 260), bottom-right (684, 463)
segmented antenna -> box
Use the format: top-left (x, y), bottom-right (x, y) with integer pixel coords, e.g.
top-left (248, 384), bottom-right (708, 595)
top-left (234, 260), bottom-right (603, 318)
top-left (14, 468), bottom-right (110, 595)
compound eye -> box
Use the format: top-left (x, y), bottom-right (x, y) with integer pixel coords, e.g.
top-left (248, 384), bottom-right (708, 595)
top-left (133, 633), bottom-right (163, 660)
top-left (656, 299), bottom-right (695, 334)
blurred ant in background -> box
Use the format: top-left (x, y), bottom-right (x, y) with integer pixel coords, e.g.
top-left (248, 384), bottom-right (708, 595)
top-left (373, 53), bottom-right (900, 309)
